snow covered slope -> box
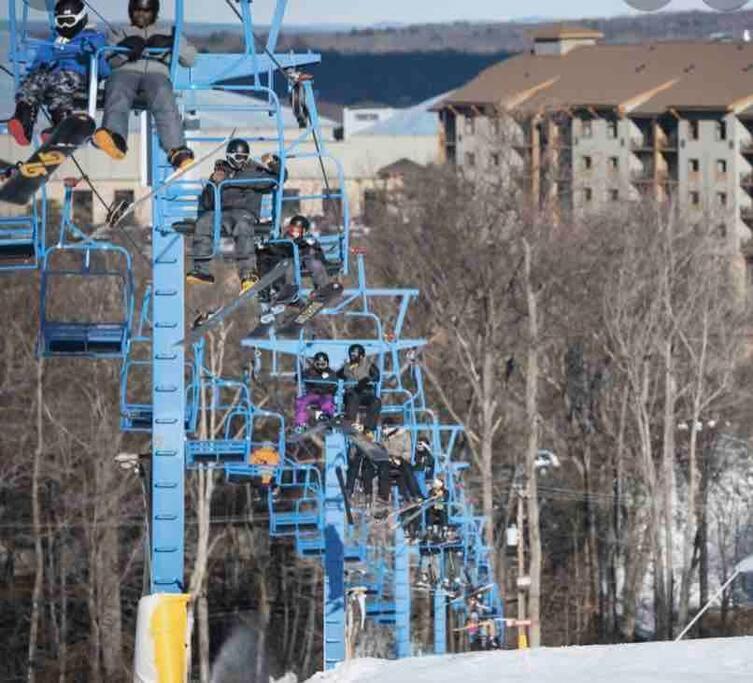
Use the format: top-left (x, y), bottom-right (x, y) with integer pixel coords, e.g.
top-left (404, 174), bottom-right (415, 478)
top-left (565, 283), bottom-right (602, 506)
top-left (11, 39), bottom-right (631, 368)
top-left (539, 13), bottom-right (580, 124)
top-left (308, 637), bottom-right (753, 683)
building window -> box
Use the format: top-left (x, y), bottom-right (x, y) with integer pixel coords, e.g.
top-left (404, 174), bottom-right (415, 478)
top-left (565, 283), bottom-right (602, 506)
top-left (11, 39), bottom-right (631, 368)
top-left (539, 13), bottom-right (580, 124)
top-left (717, 159), bottom-right (728, 175)
top-left (363, 189), bottom-right (385, 225)
top-left (322, 187), bottom-right (340, 222)
top-left (689, 120), bottom-right (699, 141)
top-left (465, 152), bottom-right (476, 168)
top-left (490, 117), bottom-right (500, 136)
top-left (689, 158), bottom-right (700, 173)
top-left (609, 156), bottom-right (619, 171)
top-left (583, 187), bottom-right (593, 202)
top-left (583, 155), bottom-right (593, 170)
top-left (690, 191), bottom-right (700, 206)
top-left (355, 112), bottom-right (379, 122)
top-left (715, 223), bottom-right (728, 239)
top-left (73, 190), bottom-right (93, 225)
top-left (489, 152), bottom-right (500, 168)
top-left (282, 188), bottom-right (301, 216)
top-left (464, 115), bottom-right (475, 135)
top-left (717, 191), bottom-right (728, 207)
top-left (715, 120), bottom-right (727, 142)
top-left (609, 189), bottom-right (619, 201)
top-left (582, 119), bottom-right (593, 138)
top-left (607, 120), bottom-right (618, 139)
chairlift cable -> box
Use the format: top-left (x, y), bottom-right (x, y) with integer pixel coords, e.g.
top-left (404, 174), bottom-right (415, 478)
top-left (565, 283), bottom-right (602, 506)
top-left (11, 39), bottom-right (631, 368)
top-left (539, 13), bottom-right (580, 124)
top-left (222, 0), bottom-right (335, 200)
top-left (81, 0), bottom-right (118, 33)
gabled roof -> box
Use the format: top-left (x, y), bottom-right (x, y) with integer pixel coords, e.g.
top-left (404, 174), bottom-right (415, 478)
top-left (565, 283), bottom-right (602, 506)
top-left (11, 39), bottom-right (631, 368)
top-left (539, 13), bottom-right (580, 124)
top-left (435, 39), bottom-right (753, 116)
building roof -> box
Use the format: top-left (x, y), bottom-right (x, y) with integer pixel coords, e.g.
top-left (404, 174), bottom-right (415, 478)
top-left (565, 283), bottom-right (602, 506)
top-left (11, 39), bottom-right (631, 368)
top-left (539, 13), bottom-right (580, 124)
top-left (355, 92), bottom-right (446, 137)
top-left (436, 38), bottom-right (753, 116)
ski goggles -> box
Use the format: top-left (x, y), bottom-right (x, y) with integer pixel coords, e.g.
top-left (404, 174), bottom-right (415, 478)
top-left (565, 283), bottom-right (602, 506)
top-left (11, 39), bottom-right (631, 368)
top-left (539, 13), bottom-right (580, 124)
top-left (55, 8), bottom-right (86, 28)
top-left (227, 152), bottom-right (249, 167)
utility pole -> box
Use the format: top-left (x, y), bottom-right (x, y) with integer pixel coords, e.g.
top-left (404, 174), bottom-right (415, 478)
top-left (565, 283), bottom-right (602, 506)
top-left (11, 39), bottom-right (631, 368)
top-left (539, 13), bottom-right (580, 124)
top-left (516, 487), bottom-right (529, 649)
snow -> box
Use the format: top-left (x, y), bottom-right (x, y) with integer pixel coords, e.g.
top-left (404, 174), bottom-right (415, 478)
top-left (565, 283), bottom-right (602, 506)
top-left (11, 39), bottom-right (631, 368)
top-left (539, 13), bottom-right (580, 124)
top-left (307, 637), bottom-right (753, 683)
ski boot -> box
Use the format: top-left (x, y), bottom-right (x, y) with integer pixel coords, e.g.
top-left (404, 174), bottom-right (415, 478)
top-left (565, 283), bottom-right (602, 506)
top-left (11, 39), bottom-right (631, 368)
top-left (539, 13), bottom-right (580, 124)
top-left (41, 108), bottom-right (70, 144)
top-left (8, 102), bottom-right (35, 146)
top-left (168, 145), bottom-right (194, 171)
top-left (93, 127), bottom-right (128, 160)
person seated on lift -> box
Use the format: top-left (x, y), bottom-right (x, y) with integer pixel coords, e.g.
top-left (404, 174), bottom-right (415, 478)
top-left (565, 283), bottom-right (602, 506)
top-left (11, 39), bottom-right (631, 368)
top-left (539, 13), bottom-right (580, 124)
top-left (294, 352), bottom-right (337, 433)
top-left (338, 344), bottom-right (382, 440)
top-left (8, 0), bottom-right (110, 146)
top-left (187, 138), bottom-right (285, 294)
top-left (93, 0), bottom-right (195, 171)
top-left (257, 214), bottom-right (333, 304)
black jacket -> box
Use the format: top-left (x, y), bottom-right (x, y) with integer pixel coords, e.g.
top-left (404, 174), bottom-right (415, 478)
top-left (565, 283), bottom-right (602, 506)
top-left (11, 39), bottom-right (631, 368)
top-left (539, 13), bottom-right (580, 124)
top-left (302, 366), bottom-right (338, 395)
top-left (201, 161), bottom-right (284, 217)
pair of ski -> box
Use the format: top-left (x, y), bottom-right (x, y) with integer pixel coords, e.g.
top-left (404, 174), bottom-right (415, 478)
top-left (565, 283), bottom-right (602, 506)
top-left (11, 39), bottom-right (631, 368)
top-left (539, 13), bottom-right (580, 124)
top-left (179, 278), bottom-right (343, 347)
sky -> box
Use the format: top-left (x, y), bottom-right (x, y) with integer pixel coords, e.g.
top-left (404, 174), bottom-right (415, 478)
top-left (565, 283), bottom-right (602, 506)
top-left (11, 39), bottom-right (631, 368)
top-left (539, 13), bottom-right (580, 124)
top-left (0, 0), bottom-right (732, 25)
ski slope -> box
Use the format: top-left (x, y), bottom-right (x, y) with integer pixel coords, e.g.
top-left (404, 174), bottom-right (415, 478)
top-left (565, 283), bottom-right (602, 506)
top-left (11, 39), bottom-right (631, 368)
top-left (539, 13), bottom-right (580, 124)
top-left (308, 637), bottom-right (753, 682)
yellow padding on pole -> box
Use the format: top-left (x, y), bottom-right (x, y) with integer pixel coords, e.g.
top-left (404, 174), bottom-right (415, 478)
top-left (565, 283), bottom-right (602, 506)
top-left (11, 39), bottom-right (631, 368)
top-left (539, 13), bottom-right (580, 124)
top-left (150, 594), bottom-right (191, 683)
top-left (517, 633), bottom-right (529, 650)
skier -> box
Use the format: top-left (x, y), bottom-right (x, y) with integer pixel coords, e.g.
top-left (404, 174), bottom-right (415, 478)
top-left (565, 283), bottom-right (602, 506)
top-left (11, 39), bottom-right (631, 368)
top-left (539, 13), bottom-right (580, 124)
top-left (92, 0), bottom-right (196, 170)
top-left (338, 344), bottom-right (382, 438)
top-left (257, 214), bottom-right (331, 293)
top-left (294, 352), bottom-right (337, 432)
top-left (8, 0), bottom-right (109, 146)
top-left (426, 476), bottom-right (449, 542)
top-left (186, 139), bottom-right (285, 293)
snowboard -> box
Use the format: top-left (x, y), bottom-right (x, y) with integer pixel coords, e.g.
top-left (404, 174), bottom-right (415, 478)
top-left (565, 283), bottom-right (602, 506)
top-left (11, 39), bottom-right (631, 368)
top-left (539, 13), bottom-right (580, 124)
top-left (0, 112), bottom-right (95, 206)
top-left (176, 259), bottom-right (290, 347)
top-left (247, 281), bottom-right (343, 338)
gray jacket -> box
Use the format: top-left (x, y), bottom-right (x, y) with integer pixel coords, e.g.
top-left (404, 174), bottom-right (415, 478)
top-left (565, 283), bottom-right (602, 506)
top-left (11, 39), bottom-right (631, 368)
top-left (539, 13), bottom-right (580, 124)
top-left (107, 23), bottom-right (196, 77)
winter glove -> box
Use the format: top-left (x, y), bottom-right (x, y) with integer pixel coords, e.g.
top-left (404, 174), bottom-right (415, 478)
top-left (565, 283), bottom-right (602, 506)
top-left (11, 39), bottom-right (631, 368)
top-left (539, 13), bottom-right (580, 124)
top-left (146, 33), bottom-right (174, 50)
top-left (117, 35), bottom-right (146, 62)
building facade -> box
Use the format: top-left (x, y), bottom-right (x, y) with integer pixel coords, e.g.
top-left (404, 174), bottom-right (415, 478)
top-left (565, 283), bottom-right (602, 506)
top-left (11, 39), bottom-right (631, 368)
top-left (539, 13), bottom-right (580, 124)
top-left (434, 25), bottom-right (753, 253)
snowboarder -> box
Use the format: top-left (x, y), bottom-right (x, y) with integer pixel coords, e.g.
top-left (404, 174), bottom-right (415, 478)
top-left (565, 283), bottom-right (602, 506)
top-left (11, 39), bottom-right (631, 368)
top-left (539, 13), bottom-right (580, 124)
top-left (338, 344), bottom-right (382, 438)
top-left (294, 352), bottom-right (338, 432)
top-left (92, 0), bottom-right (195, 170)
top-left (426, 476), bottom-right (449, 542)
top-left (186, 139), bottom-right (285, 293)
top-left (8, 0), bottom-right (109, 147)
top-left (255, 214), bottom-right (333, 308)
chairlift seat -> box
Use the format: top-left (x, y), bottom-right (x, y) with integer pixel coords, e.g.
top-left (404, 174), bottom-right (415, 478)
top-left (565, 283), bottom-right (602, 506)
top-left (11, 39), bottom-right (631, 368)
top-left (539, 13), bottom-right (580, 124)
top-left (186, 439), bottom-right (250, 465)
top-left (0, 217), bottom-right (39, 271)
top-left (39, 321), bottom-right (128, 357)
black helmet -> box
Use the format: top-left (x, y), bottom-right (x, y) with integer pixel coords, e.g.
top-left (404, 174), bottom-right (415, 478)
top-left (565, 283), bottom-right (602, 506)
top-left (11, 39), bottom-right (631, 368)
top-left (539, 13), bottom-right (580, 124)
top-left (129, 0), bottom-right (159, 22)
top-left (226, 138), bottom-right (250, 170)
top-left (348, 344), bottom-right (365, 363)
top-left (289, 215), bottom-right (311, 232)
top-left (54, 0), bottom-right (87, 39)
top-left (313, 352), bottom-right (329, 370)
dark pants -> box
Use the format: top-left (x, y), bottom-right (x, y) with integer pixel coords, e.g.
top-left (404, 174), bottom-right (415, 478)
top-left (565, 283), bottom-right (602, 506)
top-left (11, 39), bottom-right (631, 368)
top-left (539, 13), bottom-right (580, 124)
top-left (16, 68), bottom-right (86, 124)
top-left (347, 446), bottom-right (390, 501)
top-left (192, 209), bottom-right (257, 278)
top-left (390, 460), bottom-right (422, 501)
top-left (344, 389), bottom-right (381, 432)
top-left (102, 69), bottom-right (185, 152)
